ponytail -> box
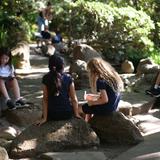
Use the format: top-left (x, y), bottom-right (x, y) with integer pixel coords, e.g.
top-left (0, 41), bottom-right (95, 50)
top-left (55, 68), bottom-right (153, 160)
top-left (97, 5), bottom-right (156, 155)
top-left (47, 55), bottom-right (64, 96)
top-left (48, 70), bottom-right (62, 96)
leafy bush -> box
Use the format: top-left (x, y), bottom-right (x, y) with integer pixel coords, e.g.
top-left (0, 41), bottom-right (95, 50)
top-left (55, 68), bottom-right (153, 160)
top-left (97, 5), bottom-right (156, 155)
top-left (0, 0), bottom-right (38, 48)
top-left (149, 48), bottom-right (160, 64)
top-left (0, 14), bottom-right (30, 48)
top-left (52, 1), bottom-right (155, 63)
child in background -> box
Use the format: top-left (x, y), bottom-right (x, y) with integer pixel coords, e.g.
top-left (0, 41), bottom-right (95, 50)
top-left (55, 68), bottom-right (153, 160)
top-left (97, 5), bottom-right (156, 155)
top-left (79, 58), bottom-right (124, 122)
top-left (42, 1), bottom-right (53, 28)
top-left (52, 28), bottom-right (64, 52)
top-left (36, 55), bottom-right (81, 126)
top-left (0, 47), bottom-right (26, 110)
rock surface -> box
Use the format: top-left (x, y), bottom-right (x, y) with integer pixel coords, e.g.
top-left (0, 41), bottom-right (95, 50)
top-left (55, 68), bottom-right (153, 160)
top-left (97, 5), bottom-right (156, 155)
top-left (10, 118), bottom-right (99, 159)
top-left (89, 112), bottom-right (144, 144)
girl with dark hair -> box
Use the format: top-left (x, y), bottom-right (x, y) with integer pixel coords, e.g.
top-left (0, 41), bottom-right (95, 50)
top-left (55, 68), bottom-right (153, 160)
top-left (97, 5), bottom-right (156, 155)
top-left (0, 47), bottom-right (26, 110)
top-left (37, 55), bottom-right (81, 125)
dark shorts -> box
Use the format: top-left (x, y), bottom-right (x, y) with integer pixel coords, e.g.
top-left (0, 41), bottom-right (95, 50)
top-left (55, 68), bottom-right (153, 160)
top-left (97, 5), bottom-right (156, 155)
top-left (47, 111), bottom-right (73, 121)
top-left (82, 103), bottom-right (117, 115)
top-left (41, 31), bottom-right (51, 39)
top-left (0, 76), bottom-right (14, 81)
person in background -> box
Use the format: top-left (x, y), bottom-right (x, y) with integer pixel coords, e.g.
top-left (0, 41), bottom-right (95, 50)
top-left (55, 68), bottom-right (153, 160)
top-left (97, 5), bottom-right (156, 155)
top-left (35, 11), bottom-right (45, 47)
top-left (41, 25), bottom-right (52, 40)
top-left (79, 58), bottom-right (124, 122)
top-left (36, 55), bottom-right (81, 126)
top-left (0, 47), bottom-right (26, 110)
top-left (36, 11), bottom-right (52, 46)
top-left (42, 1), bottom-right (53, 29)
top-left (52, 29), bottom-right (62, 44)
top-left (52, 28), bottom-right (65, 52)
top-left (36, 11), bottom-right (45, 34)
top-left (145, 71), bottom-right (160, 97)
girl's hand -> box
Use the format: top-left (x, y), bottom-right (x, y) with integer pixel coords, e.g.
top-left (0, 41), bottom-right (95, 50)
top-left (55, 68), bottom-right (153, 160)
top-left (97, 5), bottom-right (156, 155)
top-left (35, 117), bottom-right (47, 126)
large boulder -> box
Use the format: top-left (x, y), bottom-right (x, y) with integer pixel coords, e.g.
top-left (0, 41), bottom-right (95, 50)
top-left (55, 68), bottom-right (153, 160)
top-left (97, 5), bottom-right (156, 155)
top-left (11, 41), bottom-right (31, 69)
top-left (69, 60), bottom-right (90, 89)
top-left (4, 104), bottom-right (41, 127)
top-left (136, 58), bottom-right (159, 76)
top-left (121, 60), bottom-right (134, 73)
top-left (41, 44), bottom-right (55, 56)
top-left (117, 100), bottom-right (133, 116)
top-left (0, 126), bottom-right (17, 140)
top-left (0, 146), bottom-right (9, 160)
top-left (72, 44), bottom-right (101, 62)
top-left (89, 112), bottom-right (144, 145)
top-left (10, 118), bottom-right (99, 159)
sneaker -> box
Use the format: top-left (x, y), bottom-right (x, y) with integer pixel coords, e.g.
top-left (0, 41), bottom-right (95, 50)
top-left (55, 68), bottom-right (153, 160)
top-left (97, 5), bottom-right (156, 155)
top-left (145, 88), bottom-right (160, 97)
top-left (15, 98), bottom-right (26, 106)
top-left (145, 89), bottom-right (153, 96)
top-left (6, 100), bottom-right (16, 110)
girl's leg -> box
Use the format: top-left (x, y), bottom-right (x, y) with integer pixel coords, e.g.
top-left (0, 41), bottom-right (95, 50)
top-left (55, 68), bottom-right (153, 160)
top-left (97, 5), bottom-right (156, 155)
top-left (85, 114), bottom-right (93, 122)
top-left (0, 79), bottom-right (10, 100)
top-left (8, 78), bottom-right (21, 100)
top-left (155, 72), bottom-right (160, 87)
top-left (79, 103), bottom-right (94, 122)
top-left (78, 104), bottom-right (86, 119)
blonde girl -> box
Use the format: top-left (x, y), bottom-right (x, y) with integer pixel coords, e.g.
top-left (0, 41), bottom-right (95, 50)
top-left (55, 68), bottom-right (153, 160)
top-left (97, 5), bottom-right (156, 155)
top-left (80, 58), bottom-right (124, 122)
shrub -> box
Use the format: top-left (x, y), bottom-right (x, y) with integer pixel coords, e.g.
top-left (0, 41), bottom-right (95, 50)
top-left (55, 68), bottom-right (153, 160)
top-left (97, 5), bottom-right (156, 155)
top-left (52, 1), bottom-right (155, 63)
top-left (0, 14), bottom-right (30, 48)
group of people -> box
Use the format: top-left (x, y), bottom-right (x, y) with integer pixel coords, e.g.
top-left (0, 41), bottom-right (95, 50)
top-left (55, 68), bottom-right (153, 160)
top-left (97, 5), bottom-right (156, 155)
top-left (0, 46), bottom-right (124, 123)
top-left (36, 1), bottom-right (63, 49)
top-left (0, 46), bottom-right (159, 124)
top-left (36, 54), bottom-right (124, 125)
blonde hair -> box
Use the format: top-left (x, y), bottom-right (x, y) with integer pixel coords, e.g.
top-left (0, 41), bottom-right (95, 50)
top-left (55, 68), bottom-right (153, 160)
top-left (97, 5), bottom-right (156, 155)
top-left (87, 58), bottom-right (124, 93)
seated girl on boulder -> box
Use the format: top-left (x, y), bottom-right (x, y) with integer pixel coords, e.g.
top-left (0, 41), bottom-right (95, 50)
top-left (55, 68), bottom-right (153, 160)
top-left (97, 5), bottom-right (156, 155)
top-left (79, 58), bottom-right (124, 122)
top-left (0, 47), bottom-right (26, 110)
top-left (36, 55), bottom-right (81, 126)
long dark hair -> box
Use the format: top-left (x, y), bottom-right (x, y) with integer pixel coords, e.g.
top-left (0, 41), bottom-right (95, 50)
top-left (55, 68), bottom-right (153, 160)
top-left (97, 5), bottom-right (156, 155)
top-left (47, 55), bottom-right (64, 96)
top-left (0, 47), bottom-right (12, 67)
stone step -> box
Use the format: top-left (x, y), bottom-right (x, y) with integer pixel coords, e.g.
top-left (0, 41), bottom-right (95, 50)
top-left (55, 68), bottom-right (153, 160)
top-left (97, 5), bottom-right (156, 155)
top-left (40, 151), bottom-right (106, 160)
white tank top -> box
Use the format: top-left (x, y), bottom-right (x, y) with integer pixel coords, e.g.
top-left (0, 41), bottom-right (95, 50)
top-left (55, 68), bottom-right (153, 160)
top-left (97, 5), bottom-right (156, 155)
top-left (0, 65), bottom-right (15, 77)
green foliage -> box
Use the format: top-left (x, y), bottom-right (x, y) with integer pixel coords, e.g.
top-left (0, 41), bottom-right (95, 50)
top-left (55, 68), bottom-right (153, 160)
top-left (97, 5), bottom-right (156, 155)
top-left (149, 48), bottom-right (160, 64)
top-left (0, 14), bottom-right (30, 48)
top-left (52, 1), bottom-right (155, 62)
top-left (0, 0), bottom-right (37, 48)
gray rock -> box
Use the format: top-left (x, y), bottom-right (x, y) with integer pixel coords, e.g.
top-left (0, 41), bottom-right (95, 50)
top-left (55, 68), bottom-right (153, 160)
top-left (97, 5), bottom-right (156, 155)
top-left (72, 44), bottom-right (101, 63)
top-left (121, 60), bottom-right (134, 73)
top-left (136, 58), bottom-right (159, 76)
top-left (5, 104), bottom-right (41, 127)
top-left (10, 118), bottom-right (99, 159)
top-left (69, 60), bottom-right (90, 89)
top-left (0, 146), bottom-right (9, 160)
top-left (0, 126), bottom-right (17, 140)
top-left (11, 41), bottom-right (31, 69)
top-left (89, 112), bottom-right (144, 144)
top-left (39, 151), bottom-right (106, 160)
